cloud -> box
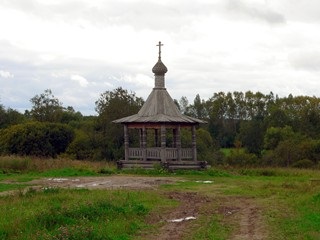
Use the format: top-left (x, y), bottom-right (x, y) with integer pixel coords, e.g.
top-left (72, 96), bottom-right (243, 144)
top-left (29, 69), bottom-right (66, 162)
top-left (290, 51), bottom-right (320, 71)
top-left (0, 0), bottom-right (221, 33)
top-left (70, 74), bottom-right (89, 87)
top-left (0, 70), bottom-right (14, 78)
top-left (226, 0), bottom-right (286, 24)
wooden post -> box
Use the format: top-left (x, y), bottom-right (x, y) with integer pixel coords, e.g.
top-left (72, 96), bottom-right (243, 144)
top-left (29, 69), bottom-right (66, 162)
top-left (139, 128), bottom-right (143, 148)
top-left (154, 129), bottom-right (158, 147)
top-left (161, 125), bottom-right (166, 162)
top-left (192, 125), bottom-right (197, 161)
top-left (177, 125), bottom-right (181, 161)
top-left (124, 125), bottom-right (129, 161)
top-left (142, 126), bottom-right (147, 161)
top-left (173, 128), bottom-right (177, 148)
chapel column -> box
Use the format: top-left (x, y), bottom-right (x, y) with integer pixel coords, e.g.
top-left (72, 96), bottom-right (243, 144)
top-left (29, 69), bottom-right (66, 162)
top-left (154, 129), bottom-right (159, 147)
top-left (176, 125), bottom-right (181, 161)
top-left (124, 125), bottom-right (129, 161)
top-left (192, 125), bottom-right (197, 161)
top-left (161, 125), bottom-right (166, 162)
top-left (142, 126), bottom-right (147, 161)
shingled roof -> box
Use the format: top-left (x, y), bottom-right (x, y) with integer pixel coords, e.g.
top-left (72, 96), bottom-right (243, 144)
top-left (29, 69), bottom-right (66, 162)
top-left (113, 42), bottom-right (206, 124)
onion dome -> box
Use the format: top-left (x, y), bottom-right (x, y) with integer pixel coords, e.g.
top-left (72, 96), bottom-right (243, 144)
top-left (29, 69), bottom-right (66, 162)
top-left (152, 59), bottom-right (168, 76)
top-left (152, 41), bottom-right (168, 76)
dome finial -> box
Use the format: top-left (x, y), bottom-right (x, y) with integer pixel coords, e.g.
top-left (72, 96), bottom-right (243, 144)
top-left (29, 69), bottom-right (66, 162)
top-left (156, 41), bottom-right (163, 60)
top-left (152, 41), bottom-right (168, 76)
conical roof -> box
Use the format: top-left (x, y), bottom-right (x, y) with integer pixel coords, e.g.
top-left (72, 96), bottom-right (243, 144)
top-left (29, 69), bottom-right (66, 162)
top-left (113, 42), bottom-right (206, 124)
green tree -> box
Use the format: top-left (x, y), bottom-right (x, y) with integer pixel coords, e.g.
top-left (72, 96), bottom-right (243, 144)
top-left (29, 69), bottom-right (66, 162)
top-left (178, 96), bottom-right (189, 115)
top-left (30, 89), bottom-right (63, 122)
top-left (274, 139), bottom-right (301, 167)
top-left (0, 104), bottom-right (7, 128)
top-left (61, 106), bottom-right (83, 124)
top-left (238, 119), bottom-right (265, 155)
top-left (0, 106), bottom-right (25, 129)
top-left (95, 87), bottom-right (144, 160)
top-left (196, 128), bottom-right (219, 162)
top-left (187, 94), bottom-right (208, 119)
top-left (264, 126), bottom-right (294, 150)
top-left (0, 122), bottom-right (74, 157)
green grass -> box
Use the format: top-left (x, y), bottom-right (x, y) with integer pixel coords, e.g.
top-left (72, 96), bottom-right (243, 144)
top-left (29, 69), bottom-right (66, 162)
top-left (157, 168), bottom-right (320, 239)
top-left (0, 183), bottom-right (29, 192)
top-left (1, 163), bottom-right (320, 239)
top-left (189, 213), bottom-right (231, 240)
top-left (220, 148), bottom-right (245, 157)
top-left (0, 167), bottom-right (99, 183)
top-left (0, 188), bottom-right (175, 240)
top-left (39, 167), bottom-right (98, 177)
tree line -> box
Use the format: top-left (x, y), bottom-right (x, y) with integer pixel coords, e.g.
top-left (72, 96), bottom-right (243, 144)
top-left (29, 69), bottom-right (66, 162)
top-left (1, 88), bottom-right (320, 168)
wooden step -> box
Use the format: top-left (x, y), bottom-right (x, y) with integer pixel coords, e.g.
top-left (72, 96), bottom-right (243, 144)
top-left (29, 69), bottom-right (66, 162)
top-left (117, 160), bottom-right (207, 170)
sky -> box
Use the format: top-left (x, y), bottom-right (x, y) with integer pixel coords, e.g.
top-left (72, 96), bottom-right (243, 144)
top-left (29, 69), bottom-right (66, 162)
top-left (1, 0), bottom-right (320, 115)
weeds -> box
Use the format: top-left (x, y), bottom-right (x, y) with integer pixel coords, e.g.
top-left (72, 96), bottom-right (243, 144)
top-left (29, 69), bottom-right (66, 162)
top-left (0, 189), bottom-right (170, 240)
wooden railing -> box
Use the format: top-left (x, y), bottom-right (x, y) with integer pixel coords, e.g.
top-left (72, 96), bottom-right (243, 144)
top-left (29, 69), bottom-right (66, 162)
top-left (181, 148), bottom-right (193, 159)
top-left (147, 148), bottom-right (161, 159)
top-left (128, 147), bottom-right (193, 160)
top-left (166, 148), bottom-right (177, 159)
top-left (128, 148), bottom-right (143, 159)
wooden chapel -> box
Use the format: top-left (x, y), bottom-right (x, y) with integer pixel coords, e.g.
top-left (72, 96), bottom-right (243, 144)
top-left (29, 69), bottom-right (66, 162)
top-left (113, 42), bottom-right (207, 170)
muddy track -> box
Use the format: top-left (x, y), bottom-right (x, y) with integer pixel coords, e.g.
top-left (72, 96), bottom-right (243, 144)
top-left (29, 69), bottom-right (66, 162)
top-left (1, 176), bottom-right (269, 239)
top-left (141, 192), bottom-right (213, 240)
top-left (142, 193), bottom-right (268, 240)
top-left (218, 197), bottom-right (269, 240)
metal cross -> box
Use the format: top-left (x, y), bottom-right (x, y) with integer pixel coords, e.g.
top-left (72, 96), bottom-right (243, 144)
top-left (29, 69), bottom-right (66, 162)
top-left (156, 41), bottom-right (163, 59)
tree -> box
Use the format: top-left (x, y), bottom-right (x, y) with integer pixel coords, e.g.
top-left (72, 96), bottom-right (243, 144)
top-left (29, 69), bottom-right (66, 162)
top-left (238, 119), bottom-right (265, 155)
top-left (187, 94), bottom-right (208, 119)
top-left (0, 104), bottom-right (6, 128)
top-left (95, 87), bottom-right (144, 160)
top-left (61, 106), bottom-right (83, 124)
top-left (0, 106), bottom-right (25, 129)
top-left (196, 128), bottom-right (219, 162)
top-left (178, 96), bottom-right (189, 115)
top-left (0, 122), bottom-right (74, 157)
top-left (264, 126), bottom-right (294, 150)
top-left (30, 89), bottom-right (63, 122)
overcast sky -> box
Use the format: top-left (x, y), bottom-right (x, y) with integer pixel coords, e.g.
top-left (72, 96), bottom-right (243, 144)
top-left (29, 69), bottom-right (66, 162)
top-left (1, 0), bottom-right (320, 115)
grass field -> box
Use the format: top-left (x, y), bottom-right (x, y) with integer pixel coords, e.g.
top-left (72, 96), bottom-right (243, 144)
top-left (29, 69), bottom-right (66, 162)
top-left (0, 156), bottom-right (320, 239)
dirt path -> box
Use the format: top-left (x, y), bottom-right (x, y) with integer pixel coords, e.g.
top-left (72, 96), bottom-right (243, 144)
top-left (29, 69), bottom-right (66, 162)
top-left (1, 176), bottom-right (178, 194)
top-left (217, 197), bottom-right (269, 240)
top-left (141, 192), bottom-right (212, 240)
top-left (1, 176), bottom-right (269, 239)
top-left (141, 193), bottom-right (268, 240)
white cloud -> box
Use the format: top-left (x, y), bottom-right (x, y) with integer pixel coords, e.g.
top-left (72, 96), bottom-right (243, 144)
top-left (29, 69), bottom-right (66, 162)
top-left (1, 0), bottom-right (320, 115)
top-left (289, 51), bottom-right (320, 71)
top-left (226, 0), bottom-right (286, 24)
top-left (70, 74), bottom-right (89, 87)
top-left (0, 70), bottom-right (14, 78)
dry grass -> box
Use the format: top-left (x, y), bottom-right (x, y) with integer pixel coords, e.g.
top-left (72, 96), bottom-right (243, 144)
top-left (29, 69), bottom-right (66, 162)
top-left (0, 155), bottom-right (116, 173)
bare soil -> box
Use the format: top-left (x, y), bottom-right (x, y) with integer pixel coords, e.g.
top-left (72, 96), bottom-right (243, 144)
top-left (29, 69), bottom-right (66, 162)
top-left (1, 176), bottom-right (269, 239)
top-left (217, 196), bottom-right (269, 240)
top-left (140, 191), bottom-right (213, 240)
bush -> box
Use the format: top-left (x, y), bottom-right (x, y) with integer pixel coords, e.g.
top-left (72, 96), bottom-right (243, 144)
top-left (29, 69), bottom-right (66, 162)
top-left (0, 156), bottom-right (30, 172)
top-left (196, 128), bottom-right (219, 162)
top-left (226, 149), bottom-right (258, 166)
top-left (66, 130), bottom-right (95, 160)
top-left (0, 122), bottom-right (74, 157)
top-left (292, 159), bottom-right (314, 169)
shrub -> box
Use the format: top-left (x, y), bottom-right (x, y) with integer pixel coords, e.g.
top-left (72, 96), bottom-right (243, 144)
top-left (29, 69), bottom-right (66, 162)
top-left (66, 130), bottom-right (95, 160)
top-left (292, 159), bottom-right (314, 169)
top-left (0, 156), bottom-right (30, 172)
top-left (226, 149), bottom-right (258, 166)
top-left (0, 122), bottom-right (74, 157)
